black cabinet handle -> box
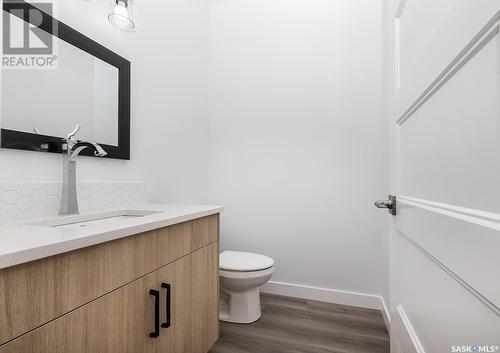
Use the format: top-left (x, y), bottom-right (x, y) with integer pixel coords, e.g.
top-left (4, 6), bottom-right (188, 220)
top-left (149, 289), bottom-right (160, 338)
top-left (161, 283), bottom-right (171, 328)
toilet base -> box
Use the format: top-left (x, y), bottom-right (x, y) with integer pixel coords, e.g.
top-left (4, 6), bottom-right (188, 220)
top-left (219, 287), bottom-right (262, 324)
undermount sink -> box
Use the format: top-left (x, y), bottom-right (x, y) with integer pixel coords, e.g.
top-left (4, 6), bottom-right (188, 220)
top-left (26, 210), bottom-right (162, 229)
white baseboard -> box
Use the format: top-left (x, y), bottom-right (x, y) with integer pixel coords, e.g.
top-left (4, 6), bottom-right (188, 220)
top-left (380, 296), bottom-right (391, 330)
top-left (261, 280), bottom-right (384, 311)
top-left (395, 305), bottom-right (425, 353)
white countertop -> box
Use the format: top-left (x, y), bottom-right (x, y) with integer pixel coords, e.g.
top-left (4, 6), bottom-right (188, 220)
top-left (0, 204), bottom-right (223, 269)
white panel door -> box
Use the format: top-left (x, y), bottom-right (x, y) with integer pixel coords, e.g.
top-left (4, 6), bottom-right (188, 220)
top-left (386, 0), bottom-right (500, 352)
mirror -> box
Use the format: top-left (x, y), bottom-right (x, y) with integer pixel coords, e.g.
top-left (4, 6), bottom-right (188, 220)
top-left (2, 40), bottom-right (120, 146)
top-left (1, 1), bottom-right (130, 159)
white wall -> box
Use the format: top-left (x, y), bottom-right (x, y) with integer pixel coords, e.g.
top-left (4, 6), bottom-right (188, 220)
top-left (0, 0), bottom-right (211, 204)
top-left (209, 0), bottom-right (389, 299)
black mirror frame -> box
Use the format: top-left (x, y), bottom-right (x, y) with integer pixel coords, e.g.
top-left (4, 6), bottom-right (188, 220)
top-left (1, 0), bottom-right (131, 160)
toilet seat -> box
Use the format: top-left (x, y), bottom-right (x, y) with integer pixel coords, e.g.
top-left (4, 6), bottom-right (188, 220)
top-left (220, 251), bottom-right (274, 272)
top-left (220, 266), bottom-right (275, 279)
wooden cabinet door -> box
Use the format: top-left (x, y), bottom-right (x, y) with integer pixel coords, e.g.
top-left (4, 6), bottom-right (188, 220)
top-left (157, 242), bottom-right (219, 353)
top-left (0, 230), bottom-right (157, 346)
top-left (0, 272), bottom-right (158, 353)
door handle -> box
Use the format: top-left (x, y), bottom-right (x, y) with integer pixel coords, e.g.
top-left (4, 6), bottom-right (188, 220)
top-left (161, 283), bottom-right (171, 328)
top-left (374, 195), bottom-right (397, 216)
top-left (149, 289), bottom-right (160, 338)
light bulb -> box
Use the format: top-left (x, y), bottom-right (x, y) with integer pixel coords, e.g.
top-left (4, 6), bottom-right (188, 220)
top-left (114, 1), bottom-right (128, 17)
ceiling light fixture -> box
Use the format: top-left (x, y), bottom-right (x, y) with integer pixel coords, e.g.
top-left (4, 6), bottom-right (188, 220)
top-left (108, 0), bottom-right (135, 31)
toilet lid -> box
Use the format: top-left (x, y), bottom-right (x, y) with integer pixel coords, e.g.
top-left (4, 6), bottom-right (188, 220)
top-left (220, 251), bottom-right (274, 272)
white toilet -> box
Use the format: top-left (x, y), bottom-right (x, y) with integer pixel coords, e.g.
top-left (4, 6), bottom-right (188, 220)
top-left (219, 251), bottom-right (275, 324)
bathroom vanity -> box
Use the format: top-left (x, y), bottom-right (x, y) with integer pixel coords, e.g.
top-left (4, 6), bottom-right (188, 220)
top-left (0, 4), bottom-right (221, 352)
top-left (0, 205), bottom-right (222, 353)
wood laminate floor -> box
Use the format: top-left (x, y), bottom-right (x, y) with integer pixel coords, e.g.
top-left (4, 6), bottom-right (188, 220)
top-left (209, 294), bottom-right (389, 353)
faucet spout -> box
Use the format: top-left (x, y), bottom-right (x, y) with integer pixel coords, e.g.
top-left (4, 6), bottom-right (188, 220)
top-left (70, 142), bottom-right (108, 161)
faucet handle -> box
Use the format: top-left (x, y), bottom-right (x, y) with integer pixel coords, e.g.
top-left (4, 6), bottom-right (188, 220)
top-left (67, 124), bottom-right (80, 141)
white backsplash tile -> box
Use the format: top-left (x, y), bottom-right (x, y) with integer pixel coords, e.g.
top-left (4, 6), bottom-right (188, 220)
top-left (0, 183), bottom-right (145, 222)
